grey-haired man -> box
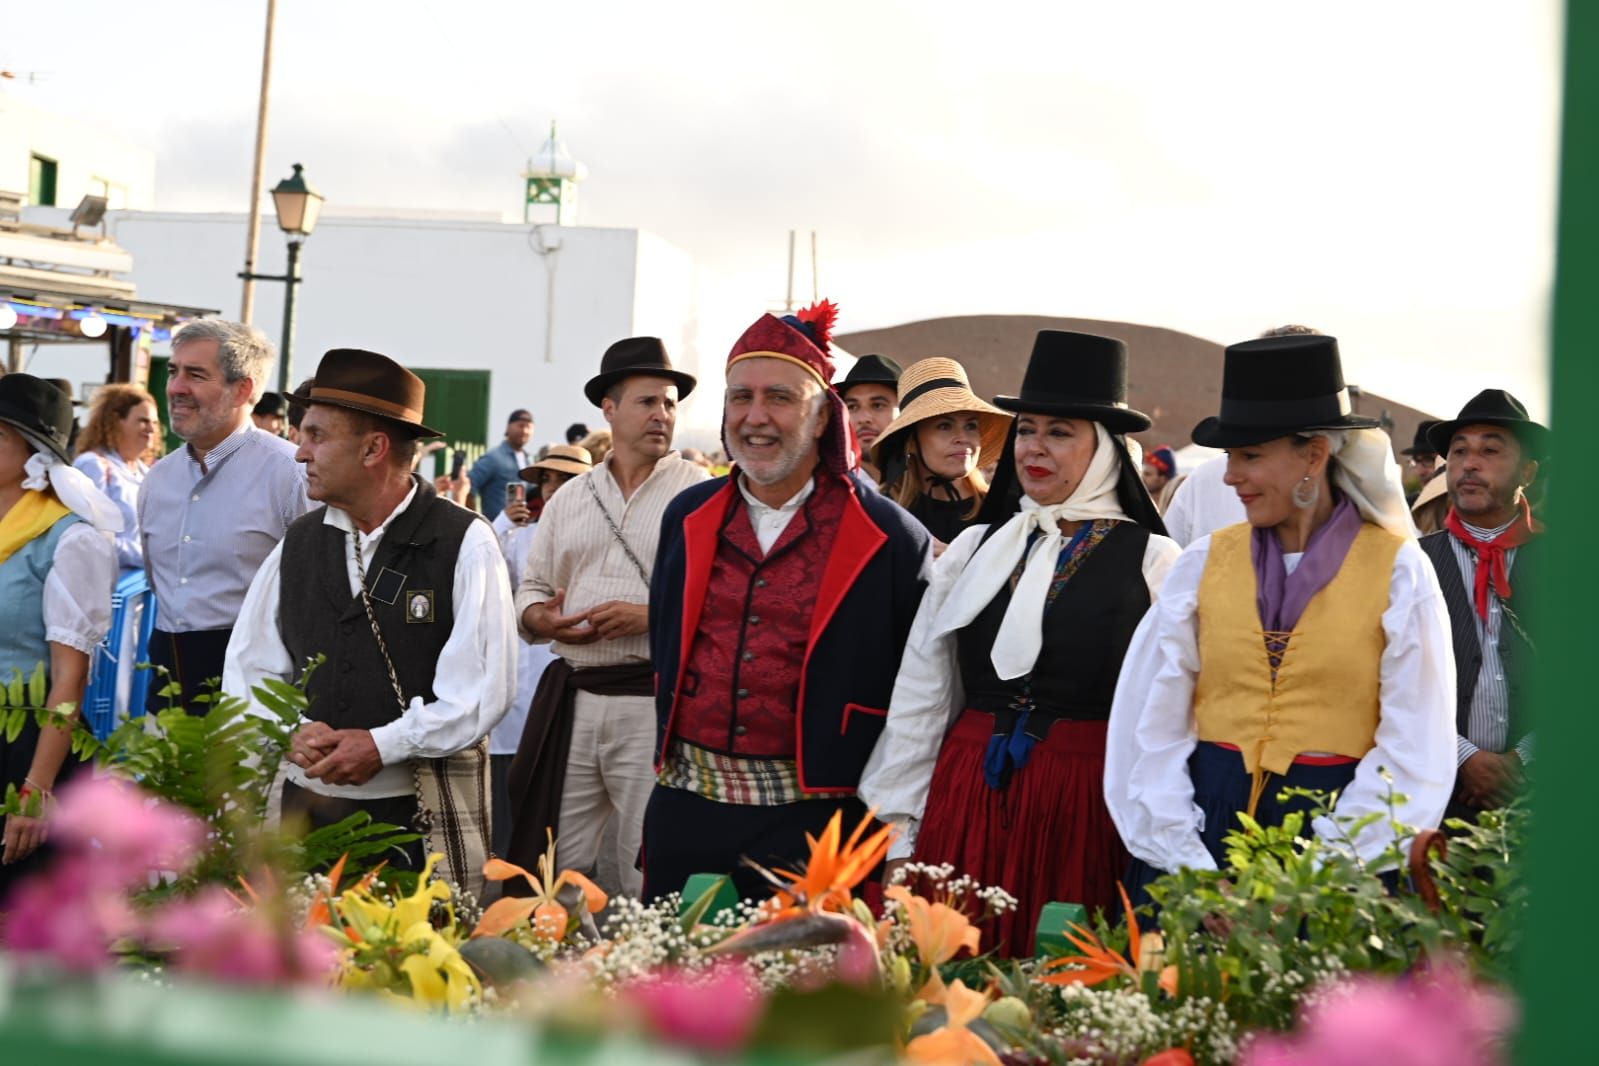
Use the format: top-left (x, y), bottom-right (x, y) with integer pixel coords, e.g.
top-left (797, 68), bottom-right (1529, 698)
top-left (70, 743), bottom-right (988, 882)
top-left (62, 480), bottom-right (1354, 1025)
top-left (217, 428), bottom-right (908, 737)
top-left (138, 320), bottom-right (309, 714)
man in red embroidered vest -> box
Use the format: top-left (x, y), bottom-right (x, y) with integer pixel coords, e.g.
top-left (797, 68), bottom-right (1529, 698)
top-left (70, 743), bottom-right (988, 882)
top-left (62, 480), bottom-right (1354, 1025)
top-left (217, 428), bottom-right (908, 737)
top-left (1416, 389), bottom-right (1548, 816)
top-left (643, 301), bottom-right (932, 901)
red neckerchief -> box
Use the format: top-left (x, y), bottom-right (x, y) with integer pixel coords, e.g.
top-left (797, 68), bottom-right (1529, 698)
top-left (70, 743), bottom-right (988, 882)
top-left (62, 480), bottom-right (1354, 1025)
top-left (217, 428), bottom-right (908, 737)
top-left (1444, 496), bottom-right (1541, 621)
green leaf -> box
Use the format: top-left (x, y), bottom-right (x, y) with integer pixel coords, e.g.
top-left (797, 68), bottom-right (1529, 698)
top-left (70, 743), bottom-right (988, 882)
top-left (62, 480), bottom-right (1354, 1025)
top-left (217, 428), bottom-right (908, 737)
top-left (6, 670), bottom-right (23, 707)
top-left (5, 705), bottom-right (25, 743)
top-left (27, 661), bottom-right (47, 707)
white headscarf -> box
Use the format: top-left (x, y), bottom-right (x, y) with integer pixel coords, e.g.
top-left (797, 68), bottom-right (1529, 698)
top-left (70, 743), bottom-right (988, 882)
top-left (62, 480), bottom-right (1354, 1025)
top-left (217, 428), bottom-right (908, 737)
top-left (1309, 427), bottom-right (1416, 539)
top-left (22, 450), bottom-right (124, 532)
top-left (933, 421), bottom-right (1129, 679)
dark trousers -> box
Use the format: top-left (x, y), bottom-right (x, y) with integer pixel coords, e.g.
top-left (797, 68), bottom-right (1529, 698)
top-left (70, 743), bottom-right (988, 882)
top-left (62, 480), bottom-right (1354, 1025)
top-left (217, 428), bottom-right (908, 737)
top-left (490, 752), bottom-right (514, 859)
top-left (281, 780), bottom-right (425, 872)
top-left (640, 784), bottom-right (869, 902)
top-left (146, 627), bottom-right (233, 716)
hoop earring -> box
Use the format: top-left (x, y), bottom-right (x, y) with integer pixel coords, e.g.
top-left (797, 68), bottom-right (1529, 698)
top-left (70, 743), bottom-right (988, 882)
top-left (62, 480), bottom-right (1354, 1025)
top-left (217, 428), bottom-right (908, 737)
top-left (1292, 475), bottom-right (1319, 510)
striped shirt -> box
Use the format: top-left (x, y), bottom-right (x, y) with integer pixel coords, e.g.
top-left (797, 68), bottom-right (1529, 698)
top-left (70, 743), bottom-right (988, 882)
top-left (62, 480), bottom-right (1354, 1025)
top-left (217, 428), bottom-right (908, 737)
top-left (514, 453), bottom-right (708, 668)
top-left (139, 421), bottom-right (309, 632)
top-left (1448, 516), bottom-right (1532, 765)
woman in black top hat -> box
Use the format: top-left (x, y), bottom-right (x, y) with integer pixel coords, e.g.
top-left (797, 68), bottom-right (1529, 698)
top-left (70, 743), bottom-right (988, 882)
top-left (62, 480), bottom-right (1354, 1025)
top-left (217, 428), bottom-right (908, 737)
top-left (1104, 334), bottom-right (1454, 905)
top-left (0, 375), bottom-right (119, 896)
top-left (860, 331), bottom-right (1177, 955)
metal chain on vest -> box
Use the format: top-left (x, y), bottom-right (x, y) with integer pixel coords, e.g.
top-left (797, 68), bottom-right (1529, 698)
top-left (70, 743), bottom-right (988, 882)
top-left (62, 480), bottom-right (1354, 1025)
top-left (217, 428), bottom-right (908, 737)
top-left (350, 528), bottom-right (436, 839)
top-left (585, 475), bottom-right (651, 585)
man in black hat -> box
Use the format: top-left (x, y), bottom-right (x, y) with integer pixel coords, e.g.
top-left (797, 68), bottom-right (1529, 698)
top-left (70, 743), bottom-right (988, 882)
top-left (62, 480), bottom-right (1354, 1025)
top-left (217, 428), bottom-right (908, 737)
top-left (1416, 389), bottom-right (1548, 816)
top-left (224, 349), bottom-right (517, 890)
top-left (504, 336), bottom-right (706, 898)
top-left (1401, 420), bottom-right (1443, 501)
top-left (251, 392), bottom-right (290, 437)
top-left (833, 354), bottom-right (902, 485)
top-left (469, 408), bottom-right (536, 521)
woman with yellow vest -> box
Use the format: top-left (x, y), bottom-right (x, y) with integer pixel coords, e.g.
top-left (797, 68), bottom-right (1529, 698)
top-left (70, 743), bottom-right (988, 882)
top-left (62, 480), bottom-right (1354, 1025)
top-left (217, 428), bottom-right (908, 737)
top-left (1105, 335), bottom-right (1455, 899)
top-left (0, 375), bottom-right (118, 897)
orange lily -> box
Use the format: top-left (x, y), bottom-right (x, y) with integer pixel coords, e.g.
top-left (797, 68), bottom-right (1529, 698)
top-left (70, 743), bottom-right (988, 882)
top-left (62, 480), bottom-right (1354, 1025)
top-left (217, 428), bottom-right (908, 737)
top-left (903, 979), bottom-right (1001, 1065)
top-left (885, 884), bottom-right (980, 1002)
top-left (473, 831), bottom-right (606, 942)
top-left (1039, 883), bottom-right (1142, 988)
top-left (751, 808), bottom-right (896, 918)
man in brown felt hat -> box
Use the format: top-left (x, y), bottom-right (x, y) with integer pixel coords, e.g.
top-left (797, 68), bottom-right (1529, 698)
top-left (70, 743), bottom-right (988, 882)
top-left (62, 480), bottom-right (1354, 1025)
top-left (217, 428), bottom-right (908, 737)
top-left (503, 336), bottom-right (706, 899)
top-left (223, 348), bottom-right (518, 896)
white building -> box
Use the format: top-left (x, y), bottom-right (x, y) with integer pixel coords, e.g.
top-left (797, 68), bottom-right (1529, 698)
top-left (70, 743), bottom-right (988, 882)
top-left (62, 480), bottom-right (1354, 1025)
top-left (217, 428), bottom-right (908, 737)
top-left (0, 87), bottom-right (155, 210)
top-left (31, 207), bottom-right (707, 452)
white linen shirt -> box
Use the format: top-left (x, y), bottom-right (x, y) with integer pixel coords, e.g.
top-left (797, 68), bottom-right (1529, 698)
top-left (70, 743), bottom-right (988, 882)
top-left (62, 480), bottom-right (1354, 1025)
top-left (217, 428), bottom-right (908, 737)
top-left (223, 484), bottom-right (518, 799)
top-left (1161, 455), bottom-right (1246, 548)
top-left (43, 524), bottom-right (118, 655)
top-left (1102, 530), bottom-right (1456, 874)
top-left (859, 520), bottom-right (1182, 859)
top-left (737, 474), bottom-right (815, 554)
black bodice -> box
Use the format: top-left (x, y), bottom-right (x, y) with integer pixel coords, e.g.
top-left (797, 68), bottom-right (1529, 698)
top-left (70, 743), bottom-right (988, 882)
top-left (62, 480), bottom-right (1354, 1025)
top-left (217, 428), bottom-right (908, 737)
top-left (955, 520), bottom-right (1152, 721)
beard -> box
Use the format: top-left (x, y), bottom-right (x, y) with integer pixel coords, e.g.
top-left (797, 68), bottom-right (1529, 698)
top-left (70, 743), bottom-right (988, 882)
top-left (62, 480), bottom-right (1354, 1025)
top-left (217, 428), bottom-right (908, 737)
top-left (729, 402), bottom-right (826, 486)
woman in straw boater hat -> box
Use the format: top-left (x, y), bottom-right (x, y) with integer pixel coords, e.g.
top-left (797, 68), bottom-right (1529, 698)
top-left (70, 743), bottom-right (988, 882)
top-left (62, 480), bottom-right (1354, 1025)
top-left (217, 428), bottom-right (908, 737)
top-left (860, 331), bottom-right (1177, 956)
top-left (0, 375), bottom-right (120, 894)
top-left (871, 357), bottom-right (1011, 549)
top-left (1104, 333), bottom-right (1455, 907)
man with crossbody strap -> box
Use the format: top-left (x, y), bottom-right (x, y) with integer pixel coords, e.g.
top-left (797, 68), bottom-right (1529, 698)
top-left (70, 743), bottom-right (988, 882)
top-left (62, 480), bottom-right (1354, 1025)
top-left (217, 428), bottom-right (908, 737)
top-left (223, 349), bottom-right (516, 895)
top-left (505, 338), bottom-right (706, 898)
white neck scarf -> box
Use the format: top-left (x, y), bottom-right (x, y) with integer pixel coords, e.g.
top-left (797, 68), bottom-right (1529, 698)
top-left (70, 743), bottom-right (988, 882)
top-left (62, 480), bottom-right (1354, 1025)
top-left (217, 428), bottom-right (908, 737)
top-left (933, 422), bottom-right (1129, 679)
top-left (22, 451), bottom-right (124, 532)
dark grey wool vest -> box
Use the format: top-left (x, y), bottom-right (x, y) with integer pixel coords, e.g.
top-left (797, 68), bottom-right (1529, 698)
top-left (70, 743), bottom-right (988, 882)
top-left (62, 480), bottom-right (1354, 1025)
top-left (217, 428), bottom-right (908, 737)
top-left (279, 478), bottom-right (479, 731)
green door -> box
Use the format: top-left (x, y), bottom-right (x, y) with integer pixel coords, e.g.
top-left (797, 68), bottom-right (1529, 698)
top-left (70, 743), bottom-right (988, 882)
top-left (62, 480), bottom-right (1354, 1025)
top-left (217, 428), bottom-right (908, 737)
top-left (147, 356), bottom-right (183, 456)
top-left (412, 368), bottom-right (492, 475)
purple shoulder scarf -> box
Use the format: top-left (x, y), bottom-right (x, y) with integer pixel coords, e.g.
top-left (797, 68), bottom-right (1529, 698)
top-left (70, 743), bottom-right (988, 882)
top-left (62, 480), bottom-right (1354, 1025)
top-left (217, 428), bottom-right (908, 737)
top-left (1252, 495), bottom-right (1363, 632)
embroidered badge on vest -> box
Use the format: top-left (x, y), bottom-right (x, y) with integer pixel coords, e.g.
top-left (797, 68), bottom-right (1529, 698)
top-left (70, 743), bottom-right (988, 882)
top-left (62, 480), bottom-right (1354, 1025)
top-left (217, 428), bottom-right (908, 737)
top-left (405, 590), bottom-right (435, 623)
top-left (369, 566), bottom-right (406, 605)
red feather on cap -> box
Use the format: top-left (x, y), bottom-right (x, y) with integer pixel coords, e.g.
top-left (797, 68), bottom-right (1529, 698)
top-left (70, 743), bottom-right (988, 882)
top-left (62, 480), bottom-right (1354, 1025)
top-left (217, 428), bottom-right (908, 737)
top-left (795, 300), bottom-right (838, 353)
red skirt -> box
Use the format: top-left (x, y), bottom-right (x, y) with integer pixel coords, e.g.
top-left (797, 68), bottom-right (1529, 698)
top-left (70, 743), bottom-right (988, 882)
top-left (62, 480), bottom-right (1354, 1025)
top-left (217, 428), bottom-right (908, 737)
top-left (913, 710), bottom-right (1127, 958)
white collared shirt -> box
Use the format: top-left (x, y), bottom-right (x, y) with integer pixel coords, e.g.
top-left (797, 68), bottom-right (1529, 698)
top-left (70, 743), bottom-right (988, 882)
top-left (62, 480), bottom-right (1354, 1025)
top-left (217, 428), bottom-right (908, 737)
top-left (737, 474), bottom-right (816, 554)
top-left (223, 484), bottom-right (518, 799)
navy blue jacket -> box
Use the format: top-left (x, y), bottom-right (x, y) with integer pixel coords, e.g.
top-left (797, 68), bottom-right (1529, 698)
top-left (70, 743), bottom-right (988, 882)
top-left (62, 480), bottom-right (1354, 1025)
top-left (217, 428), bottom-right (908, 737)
top-left (650, 470), bottom-right (930, 793)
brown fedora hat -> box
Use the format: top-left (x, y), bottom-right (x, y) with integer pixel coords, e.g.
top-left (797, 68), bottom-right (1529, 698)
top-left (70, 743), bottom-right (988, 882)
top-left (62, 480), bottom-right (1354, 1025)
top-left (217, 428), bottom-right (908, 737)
top-left (583, 336), bottom-right (697, 407)
top-left (289, 349), bottom-right (444, 438)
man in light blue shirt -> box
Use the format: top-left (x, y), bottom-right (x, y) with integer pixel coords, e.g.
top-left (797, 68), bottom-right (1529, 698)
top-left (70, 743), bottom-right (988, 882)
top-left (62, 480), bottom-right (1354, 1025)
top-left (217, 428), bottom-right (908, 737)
top-left (138, 320), bottom-right (309, 714)
top-left (469, 408), bottom-right (534, 520)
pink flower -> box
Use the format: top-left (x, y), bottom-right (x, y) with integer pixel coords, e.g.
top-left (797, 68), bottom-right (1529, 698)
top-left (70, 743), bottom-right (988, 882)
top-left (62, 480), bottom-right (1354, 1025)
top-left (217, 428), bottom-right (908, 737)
top-left (624, 961), bottom-right (766, 1054)
top-left (52, 775), bottom-right (207, 884)
top-left (2, 856), bottom-right (135, 971)
top-left (1242, 967), bottom-right (1515, 1066)
top-left (144, 886), bottom-right (339, 986)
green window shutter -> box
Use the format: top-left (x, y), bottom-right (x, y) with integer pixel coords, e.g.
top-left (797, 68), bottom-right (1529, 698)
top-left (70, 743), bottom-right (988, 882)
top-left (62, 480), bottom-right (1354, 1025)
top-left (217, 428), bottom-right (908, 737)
top-left (28, 154), bottom-right (57, 207)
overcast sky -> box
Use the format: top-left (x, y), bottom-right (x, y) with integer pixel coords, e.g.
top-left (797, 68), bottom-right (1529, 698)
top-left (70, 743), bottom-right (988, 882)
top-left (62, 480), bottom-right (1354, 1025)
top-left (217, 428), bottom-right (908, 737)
top-left (8, 1), bottom-right (1561, 419)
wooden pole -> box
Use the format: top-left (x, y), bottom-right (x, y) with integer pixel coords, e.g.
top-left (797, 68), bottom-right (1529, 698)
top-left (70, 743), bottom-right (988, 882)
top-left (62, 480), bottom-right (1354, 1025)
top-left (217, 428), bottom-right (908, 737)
top-left (239, 0), bottom-right (277, 324)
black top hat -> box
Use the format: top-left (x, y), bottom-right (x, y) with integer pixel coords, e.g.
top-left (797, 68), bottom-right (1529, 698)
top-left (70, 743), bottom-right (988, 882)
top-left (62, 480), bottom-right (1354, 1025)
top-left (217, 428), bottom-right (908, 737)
top-left (833, 354), bottom-right (903, 395)
top-left (992, 330), bottom-right (1152, 434)
top-left (1191, 334), bottom-right (1378, 449)
top-left (0, 373), bottom-right (75, 463)
top-left (288, 349), bottom-right (444, 438)
top-left (1427, 389), bottom-right (1550, 459)
top-left (1401, 420), bottom-right (1441, 457)
top-left (583, 337), bottom-right (697, 407)
top-left (253, 392), bottom-right (290, 419)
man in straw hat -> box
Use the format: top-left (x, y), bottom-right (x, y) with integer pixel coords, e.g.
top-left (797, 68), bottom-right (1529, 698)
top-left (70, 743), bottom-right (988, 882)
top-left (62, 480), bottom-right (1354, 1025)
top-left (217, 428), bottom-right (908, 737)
top-left (642, 300), bottom-right (931, 901)
top-left (224, 349), bottom-right (518, 893)
top-left (1416, 389), bottom-right (1548, 817)
top-left (504, 338), bottom-right (705, 899)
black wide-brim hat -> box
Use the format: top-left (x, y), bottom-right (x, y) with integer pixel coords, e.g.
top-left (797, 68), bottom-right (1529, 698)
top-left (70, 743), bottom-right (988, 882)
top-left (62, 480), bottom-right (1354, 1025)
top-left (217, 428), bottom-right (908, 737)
top-left (992, 330), bottom-right (1152, 434)
top-left (1401, 419), bottom-right (1441, 456)
top-left (0, 373), bottom-right (75, 464)
top-left (1191, 334), bottom-right (1378, 449)
top-left (254, 391), bottom-right (290, 419)
top-left (584, 336), bottom-right (697, 407)
top-left (1427, 389), bottom-right (1550, 460)
top-left (288, 348), bottom-right (444, 438)
top-left (833, 353), bottom-right (903, 395)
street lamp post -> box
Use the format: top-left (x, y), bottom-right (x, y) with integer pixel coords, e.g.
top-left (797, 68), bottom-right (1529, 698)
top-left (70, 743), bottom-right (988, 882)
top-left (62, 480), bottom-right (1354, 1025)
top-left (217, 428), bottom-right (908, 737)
top-left (238, 163), bottom-right (324, 391)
